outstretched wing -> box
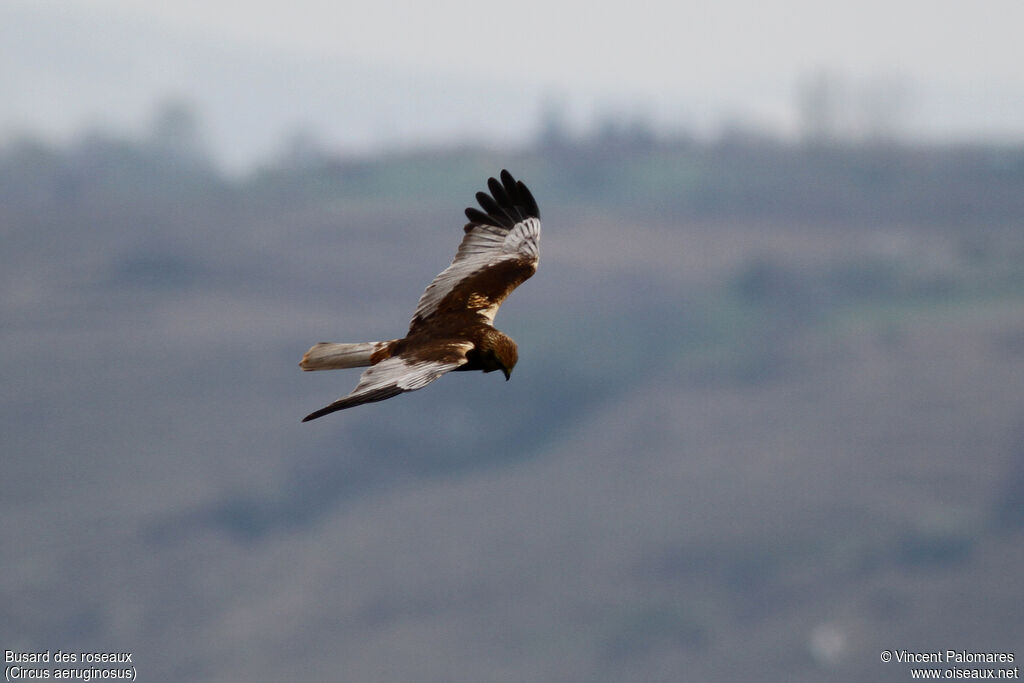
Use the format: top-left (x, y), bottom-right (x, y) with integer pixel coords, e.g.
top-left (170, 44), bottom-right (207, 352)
top-left (301, 342), bottom-right (472, 421)
top-left (409, 170), bottom-right (541, 331)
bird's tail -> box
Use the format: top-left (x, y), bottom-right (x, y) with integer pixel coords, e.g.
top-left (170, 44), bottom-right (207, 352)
top-left (299, 341), bottom-right (393, 371)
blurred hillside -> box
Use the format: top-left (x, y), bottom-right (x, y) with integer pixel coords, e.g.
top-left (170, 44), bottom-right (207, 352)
top-left (2, 120), bottom-right (1023, 681)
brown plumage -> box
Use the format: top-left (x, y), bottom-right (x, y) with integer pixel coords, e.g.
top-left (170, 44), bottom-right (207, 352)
top-left (299, 170), bottom-right (541, 422)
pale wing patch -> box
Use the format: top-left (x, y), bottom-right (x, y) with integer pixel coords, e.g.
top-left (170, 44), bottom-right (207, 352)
top-left (359, 354), bottom-right (465, 392)
top-left (502, 216), bottom-right (541, 260)
top-left (412, 217), bottom-right (541, 325)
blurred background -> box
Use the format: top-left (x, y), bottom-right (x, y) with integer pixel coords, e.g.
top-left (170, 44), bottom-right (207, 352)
top-left (3, 1), bottom-right (1023, 680)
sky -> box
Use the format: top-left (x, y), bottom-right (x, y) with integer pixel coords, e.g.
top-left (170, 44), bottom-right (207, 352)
top-left (4, 0), bottom-right (1024, 169)
top-left (55, 0), bottom-right (1024, 89)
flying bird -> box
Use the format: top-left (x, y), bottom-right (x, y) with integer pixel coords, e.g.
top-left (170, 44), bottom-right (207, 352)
top-left (299, 170), bottom-right (541, 422)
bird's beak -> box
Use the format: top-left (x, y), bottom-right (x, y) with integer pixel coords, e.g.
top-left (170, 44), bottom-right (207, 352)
top-left (502, 367), bottom-right (511, 381)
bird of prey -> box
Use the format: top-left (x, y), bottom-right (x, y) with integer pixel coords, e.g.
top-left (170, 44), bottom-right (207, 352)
top-left (299, 170), bottom-right (541, 422)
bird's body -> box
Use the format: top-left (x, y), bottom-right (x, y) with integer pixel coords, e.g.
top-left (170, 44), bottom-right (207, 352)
top-left (300, 170), bottom-right (541, 422)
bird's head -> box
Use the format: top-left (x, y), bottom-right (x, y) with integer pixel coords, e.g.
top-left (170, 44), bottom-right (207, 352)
top-left (484, 331), bottom-right (518, 381)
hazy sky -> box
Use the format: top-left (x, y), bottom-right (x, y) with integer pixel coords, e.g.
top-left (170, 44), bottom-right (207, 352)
top-left (5, 0), bottom-right (1024, 167)
top-left (57, 0), bottom-right (1024, 88)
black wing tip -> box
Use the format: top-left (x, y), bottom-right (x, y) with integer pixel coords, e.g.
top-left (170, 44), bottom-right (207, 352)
top-left (464, 169), bottom-right (539, 230)
top-left (302, 400), bottom-right (352, 421)
top-left (301, 408), bottom-right (329, 422)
